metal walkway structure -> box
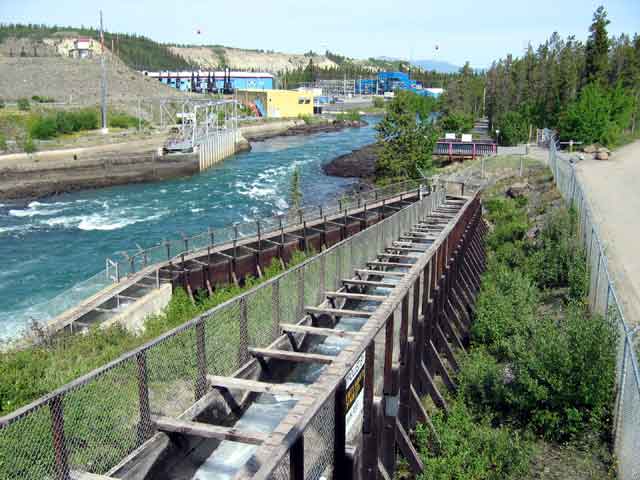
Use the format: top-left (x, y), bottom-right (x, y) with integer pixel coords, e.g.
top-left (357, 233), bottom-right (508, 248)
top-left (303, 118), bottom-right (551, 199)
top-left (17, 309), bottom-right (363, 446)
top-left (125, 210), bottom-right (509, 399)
top-left (0, 180), bottom-right (486, 480)
top-left (46, 182), bottom-right (426, 336)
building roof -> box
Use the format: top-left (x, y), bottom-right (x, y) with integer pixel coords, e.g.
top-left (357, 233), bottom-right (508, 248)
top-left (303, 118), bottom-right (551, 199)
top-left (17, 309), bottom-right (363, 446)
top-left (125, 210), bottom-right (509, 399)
top-left (143, 71), bottom-right (275, 79)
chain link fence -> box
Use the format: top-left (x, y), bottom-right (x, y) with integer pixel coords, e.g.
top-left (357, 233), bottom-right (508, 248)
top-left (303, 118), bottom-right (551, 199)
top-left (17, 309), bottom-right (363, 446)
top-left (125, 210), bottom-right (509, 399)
top-left (0, 182), bottom-right (436, 480)
top-left (543, 131), bottom-right (640, 480)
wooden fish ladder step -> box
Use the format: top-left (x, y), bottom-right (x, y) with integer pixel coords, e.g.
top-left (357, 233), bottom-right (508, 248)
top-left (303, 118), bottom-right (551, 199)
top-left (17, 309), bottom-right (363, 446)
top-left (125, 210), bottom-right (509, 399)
top-left (152, 415), bottom-right (267, 445)
top-left (248, 347), bottom-right (335, 364)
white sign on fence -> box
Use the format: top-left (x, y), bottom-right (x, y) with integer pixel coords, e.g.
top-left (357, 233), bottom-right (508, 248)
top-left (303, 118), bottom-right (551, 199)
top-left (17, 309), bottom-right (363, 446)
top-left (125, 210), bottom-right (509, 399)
top-left (345, 350), bottom-right (366, 436)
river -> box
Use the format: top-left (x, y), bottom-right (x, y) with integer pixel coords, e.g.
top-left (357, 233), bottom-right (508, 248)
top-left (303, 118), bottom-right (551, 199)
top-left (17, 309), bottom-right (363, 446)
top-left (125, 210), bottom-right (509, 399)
top-left (0, 118), bottom-right (379, 340)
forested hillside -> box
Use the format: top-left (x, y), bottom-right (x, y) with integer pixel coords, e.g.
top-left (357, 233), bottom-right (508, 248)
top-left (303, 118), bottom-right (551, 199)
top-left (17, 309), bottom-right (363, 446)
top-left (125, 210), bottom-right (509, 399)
top-left (483, 7), bottom-right (639, 145)
top-left (0, 23), bottom-right (196, 70)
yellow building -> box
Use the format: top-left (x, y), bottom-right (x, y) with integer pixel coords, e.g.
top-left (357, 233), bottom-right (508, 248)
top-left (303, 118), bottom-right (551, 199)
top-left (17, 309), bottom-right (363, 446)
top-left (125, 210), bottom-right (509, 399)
top-left (237, 89), bottom-right (314, 118)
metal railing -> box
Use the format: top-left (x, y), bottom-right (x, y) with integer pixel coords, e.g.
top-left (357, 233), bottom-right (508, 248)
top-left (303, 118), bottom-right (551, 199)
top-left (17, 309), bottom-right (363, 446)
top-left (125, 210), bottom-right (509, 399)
top-left (544, 130), bottom-right (640, 480)
top-left (105, 179), bottom-right (424, 282)
top-left (0, 182), bottom-right (436, 479)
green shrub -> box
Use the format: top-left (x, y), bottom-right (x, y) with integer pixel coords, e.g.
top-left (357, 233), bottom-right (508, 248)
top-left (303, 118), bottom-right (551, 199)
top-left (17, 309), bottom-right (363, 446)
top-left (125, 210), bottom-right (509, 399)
top-left (557, 82), bottom-right (634, 146)
top-left (336, 110), bottom-right (361, 122)
top-left (29, 115), bottom-right (58, 139)
top-left (372, 96), bottom-right (385, 108)
top-left (472, 265), bottom-right (538, 360)
top-left (416, 400), bottom-right (533, 480)
top-left (0, 133), bottom-right (7, 150)
top-left (457, 349), bottom-right (508, 411)
top-left (525, 207), bottom-right (589, 300)
top-left (439, 111), bottom-right (473, 134)
top-left (496, 111), bottom-right (529, 146)
top-left (484, 196), bottom-right (529, 252)
top-left (467, 185), bottom-right (616, 442)
top-left (28, 109), bottom-right (100, 139)
top-left (506, 304), bottom-right (616, 440)
top-left (17, 98), bottom-right (30, 111)
top-left (31, 95), bottom-right (55, 103)
top-left (71, 109), bottom-right (99, 131)
top-left (23, 135), bottom-right (36, 153)
top-left (108, 112), bottom-right (139, 129)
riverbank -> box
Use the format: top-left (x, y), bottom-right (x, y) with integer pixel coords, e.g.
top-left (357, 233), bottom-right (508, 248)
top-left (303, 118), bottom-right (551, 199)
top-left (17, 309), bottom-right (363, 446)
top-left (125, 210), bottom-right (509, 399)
top-left (0, 118), bottom-right (366, 200)
top-left (247, 118), bottom-right (367, 142)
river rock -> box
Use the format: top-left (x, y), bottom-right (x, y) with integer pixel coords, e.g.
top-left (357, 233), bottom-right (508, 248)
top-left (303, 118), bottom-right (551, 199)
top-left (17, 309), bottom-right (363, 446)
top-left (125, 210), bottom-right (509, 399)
top-left (583, 144), bottom-right (597, 154)
top-left (506, 182), bottom-right (529, 198)
top-left (596, 151), bottom-right (609, 160)
top-left (323, 143), bottom-right (379, 179)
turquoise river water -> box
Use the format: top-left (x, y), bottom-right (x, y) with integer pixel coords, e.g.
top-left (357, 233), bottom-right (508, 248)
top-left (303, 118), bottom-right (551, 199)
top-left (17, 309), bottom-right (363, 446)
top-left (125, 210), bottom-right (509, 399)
top-left (0, 119), bottom-right (379, 339)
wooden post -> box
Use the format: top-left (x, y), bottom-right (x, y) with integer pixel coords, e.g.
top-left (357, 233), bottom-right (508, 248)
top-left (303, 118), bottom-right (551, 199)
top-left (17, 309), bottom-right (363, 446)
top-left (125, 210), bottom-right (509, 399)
top-left (50, 395), bottom-right (70, 480)
top-left (297, 267), bottom-right (305, 320)
top-left (136, 351), bottom-right (152, 444)
top-left (362, 341), bottom-right (377, 478)
top-left (195, 321), bottom-right (207, 400)
top-left (272, 279), bottom-right (281, 341)
top-left (334, 380), bottom-right (348, 478)
top-left (381, 311), bottom-right (397, 474)
top-left (289, 434), bottom-right (304, 480)
top-left (238, 298), bottom-right (249, 366)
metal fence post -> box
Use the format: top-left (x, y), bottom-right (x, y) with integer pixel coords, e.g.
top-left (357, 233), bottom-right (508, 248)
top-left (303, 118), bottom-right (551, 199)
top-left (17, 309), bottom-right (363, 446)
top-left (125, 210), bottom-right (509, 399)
top-left (592, 251), bottom-right (602, 312)
top-left (519, 155), bottom-right (524, 177)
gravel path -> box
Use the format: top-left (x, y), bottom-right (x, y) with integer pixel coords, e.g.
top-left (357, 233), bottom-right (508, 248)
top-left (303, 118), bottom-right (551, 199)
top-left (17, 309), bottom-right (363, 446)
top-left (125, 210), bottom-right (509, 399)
top-left (576, 140), bottom-right (640, 326)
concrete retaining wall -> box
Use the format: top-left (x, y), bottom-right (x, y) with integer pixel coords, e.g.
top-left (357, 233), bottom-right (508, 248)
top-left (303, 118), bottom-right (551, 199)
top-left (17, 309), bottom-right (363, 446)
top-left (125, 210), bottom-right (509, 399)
top-left (0, 150), bottom-right (200, 199)
top-left (102, 283), bottom-right (173, 334)
top-left (197, 130), bottom-right (239, 171)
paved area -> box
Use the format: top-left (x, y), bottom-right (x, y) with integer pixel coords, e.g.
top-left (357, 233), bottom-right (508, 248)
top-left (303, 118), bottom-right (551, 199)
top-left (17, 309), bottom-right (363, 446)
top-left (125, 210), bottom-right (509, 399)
top-left (576, 140), bottom-right (640, 327)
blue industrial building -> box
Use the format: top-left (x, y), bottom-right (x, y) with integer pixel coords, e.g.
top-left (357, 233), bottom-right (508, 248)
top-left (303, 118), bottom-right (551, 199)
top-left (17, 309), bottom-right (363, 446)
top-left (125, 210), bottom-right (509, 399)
top-left (353, 72), bottom-right (442, 98)
top-left (143, 71), bottom-right (275, 93)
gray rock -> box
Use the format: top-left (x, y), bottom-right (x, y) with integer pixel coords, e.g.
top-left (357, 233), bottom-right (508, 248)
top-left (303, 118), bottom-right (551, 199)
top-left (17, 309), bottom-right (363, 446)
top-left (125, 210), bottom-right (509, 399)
top-left (596, 151), bottom-right (609, 160)
top-left (583, 144), bottom-right (597, 154)
top-left (506, 182), bottom-right (529, 198)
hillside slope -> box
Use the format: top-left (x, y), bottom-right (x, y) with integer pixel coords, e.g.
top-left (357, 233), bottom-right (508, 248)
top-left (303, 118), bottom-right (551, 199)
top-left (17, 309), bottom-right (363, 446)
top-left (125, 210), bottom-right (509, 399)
top-left (0, 24), bottom-right (194, 70)
top-left (0, 55), bottom-right (185, 105)
top-left (169, 45), bottom-right (338, 72)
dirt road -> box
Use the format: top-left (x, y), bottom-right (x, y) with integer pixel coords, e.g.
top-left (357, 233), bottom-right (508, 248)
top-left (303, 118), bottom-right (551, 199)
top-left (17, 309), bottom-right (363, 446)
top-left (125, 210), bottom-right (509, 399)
top-left (576, 140), bottom-right (640, 326)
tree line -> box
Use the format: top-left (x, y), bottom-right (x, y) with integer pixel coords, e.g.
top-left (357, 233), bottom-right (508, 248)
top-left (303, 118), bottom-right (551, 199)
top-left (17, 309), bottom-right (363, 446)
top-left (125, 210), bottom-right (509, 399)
top-left (0, 23), bottom-right (196, 71)
top-left (483, 7), bottom-right (639, 146)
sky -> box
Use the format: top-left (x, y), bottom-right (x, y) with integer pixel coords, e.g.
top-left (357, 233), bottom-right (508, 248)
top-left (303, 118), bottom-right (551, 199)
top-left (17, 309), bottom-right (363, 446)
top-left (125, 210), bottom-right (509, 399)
top-left (1, 0), bottom-right (638, 68)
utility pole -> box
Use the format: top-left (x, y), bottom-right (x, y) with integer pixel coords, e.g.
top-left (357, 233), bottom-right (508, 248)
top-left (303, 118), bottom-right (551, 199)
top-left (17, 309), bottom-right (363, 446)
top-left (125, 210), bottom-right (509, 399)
top-left (100, 10), bottom-right (108, 134)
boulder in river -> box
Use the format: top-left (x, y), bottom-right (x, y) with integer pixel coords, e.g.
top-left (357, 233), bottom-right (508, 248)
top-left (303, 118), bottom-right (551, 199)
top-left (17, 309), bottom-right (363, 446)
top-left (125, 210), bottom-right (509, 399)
top-left (322, 143), bottom-right (379, 179)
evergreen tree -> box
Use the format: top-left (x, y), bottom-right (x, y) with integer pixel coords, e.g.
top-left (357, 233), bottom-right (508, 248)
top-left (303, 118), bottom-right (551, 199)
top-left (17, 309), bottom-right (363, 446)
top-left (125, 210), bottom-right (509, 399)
top-left (290, 167), bottom-right (302, 211)
top-left (375, 91), bottom-right (439, 180)
top-left (584, 6), bottom-right (610, 84)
